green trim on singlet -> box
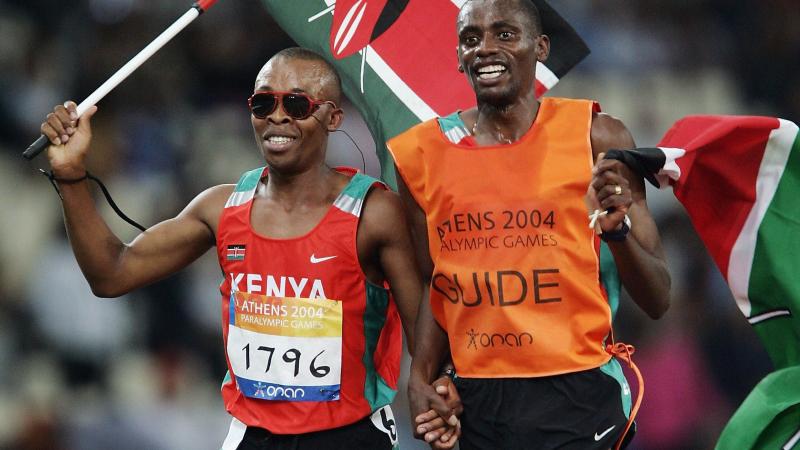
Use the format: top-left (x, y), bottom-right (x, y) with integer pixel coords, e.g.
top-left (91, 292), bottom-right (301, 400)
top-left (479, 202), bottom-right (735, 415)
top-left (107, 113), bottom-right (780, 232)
top-left (599, 238), bottom-right (622, 357)
top-left (225, 167), bottom-right (263, 208)
top-left (220, 370), bottom-right (231, 390)
top-left (437, 111), bottom-right (465, 132)
top-left (599, 241), bottom-right (621, 320)
top-left (341, 172), bottom-right (381, 200)
top-left (437, 111), bottom-right (471, 144)
top-left (599, 358), bottom-right (633, 418)
top-left (598, 239), bottom-right (631, 419)
top-left (362, 281), bottom-right (397, 411)
top-left (334, 172), bottom-right (383, 217)
top-left (234, 167), bottom-right (264, 192)
top-left (225, 168), bottom-right (384, 213)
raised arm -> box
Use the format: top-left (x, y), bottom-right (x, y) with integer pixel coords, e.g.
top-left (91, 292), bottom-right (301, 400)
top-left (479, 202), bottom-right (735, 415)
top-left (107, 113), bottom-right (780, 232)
top-left (41, 101), bottom-right (225, 297)
top-left (590, 112), bottom-right (671, 319)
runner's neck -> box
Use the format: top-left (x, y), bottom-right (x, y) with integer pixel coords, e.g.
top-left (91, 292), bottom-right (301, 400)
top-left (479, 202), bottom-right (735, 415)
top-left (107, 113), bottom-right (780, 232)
top-left (261, 165), bottom-right (344, 209)
top-left (469, 96), bottom-right (541, 145)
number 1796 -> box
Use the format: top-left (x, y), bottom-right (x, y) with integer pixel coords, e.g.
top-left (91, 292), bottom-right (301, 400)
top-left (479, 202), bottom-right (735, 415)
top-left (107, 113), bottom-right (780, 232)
top-left (242, 343), bottom-right (331, 378)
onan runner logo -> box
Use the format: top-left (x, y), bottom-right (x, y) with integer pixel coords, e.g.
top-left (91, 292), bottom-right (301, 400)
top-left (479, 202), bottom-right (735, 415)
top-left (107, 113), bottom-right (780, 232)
top-left (252, 382), bottom-right (306, 400)
top-left (466, 328), bottom-right (533, 350)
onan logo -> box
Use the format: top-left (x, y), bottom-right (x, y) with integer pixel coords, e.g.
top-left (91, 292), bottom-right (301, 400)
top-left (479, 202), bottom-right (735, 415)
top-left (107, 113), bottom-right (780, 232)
top-left (254, 383), bottom-right (306, 399)
top-left (466, 328), bottom-right (533, 350)
top-left (268, 386), bottom-right (305, 399)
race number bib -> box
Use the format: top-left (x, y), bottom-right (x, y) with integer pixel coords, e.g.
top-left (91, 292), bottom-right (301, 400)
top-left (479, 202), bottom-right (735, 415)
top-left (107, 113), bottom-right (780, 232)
top-left (226, 292), bottom-right (342, 402)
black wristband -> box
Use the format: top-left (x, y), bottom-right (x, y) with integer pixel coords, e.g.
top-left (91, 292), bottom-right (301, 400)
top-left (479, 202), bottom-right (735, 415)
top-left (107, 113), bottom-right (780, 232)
top-left (600, 215), bottom-right (631, 242)
top-left (441, 367), bottom-right (457, 380)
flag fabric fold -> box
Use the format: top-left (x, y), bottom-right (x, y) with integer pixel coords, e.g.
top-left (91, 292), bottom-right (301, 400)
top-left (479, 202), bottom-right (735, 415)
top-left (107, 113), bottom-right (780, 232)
top-left (606, 116), bottom-right (800, 449)
top-left (261, 0), bottom-right (589, 185)
top-left (609, 115), bottom-right (800, 371)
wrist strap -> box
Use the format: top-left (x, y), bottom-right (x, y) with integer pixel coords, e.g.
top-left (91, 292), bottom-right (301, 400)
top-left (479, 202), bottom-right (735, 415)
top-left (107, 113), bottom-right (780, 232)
top-left (49, 171), bottom-right (89, 184)
top-left (39, 169), bottom-right (147, 232)
top-left (40, 169), bottom-right (88, 200)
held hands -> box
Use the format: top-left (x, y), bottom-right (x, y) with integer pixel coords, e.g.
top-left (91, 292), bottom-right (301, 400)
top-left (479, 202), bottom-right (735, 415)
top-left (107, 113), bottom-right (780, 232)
top-left (586, 153), bottom-right (632, 235)
top-left (40, 101), bottom-right (98, 178)
top-left (409, 376), bottom-right (462, 449)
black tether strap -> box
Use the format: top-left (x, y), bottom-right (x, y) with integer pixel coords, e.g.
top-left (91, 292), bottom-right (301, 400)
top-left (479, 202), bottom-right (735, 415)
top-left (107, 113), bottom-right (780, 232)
top-left (40, 169), bottom-right (148, 232)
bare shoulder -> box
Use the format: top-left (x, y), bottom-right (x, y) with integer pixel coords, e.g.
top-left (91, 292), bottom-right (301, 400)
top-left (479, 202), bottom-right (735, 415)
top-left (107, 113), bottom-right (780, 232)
top-left (590, 112), bottom-right (636, 160)
top-left (362, 186), bottom-right (404, 222)
top-left (361, 186), bottom-right (406, 238)
top-left (355, 185), bottom-right (409, 280)
top-left (180, 184), bottom-right (236, 233)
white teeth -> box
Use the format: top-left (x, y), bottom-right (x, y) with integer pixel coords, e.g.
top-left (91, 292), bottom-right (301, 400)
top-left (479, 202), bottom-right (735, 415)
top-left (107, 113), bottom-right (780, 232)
top-left (478, 71), bottom-right (503, 80)
top-left (476, 65), bottom-right (506, 80)
top-left (477, 64), bottom-right (506, 74)
top-left (267, 136), bottom-right (295, 144)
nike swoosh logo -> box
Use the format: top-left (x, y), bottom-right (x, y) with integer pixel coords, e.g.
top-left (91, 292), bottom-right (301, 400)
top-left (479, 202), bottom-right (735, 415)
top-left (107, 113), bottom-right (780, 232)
top-left (594, 425), bottom-right (616, 441)
top-left (310, 254), bottom-right (337, 264)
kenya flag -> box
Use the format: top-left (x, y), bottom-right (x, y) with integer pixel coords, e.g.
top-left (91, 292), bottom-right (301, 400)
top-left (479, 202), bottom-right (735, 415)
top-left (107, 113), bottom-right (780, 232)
top-left (614, 116), bottom-right (800, 370)
top-left (261, 0), bottom-right (589, 186)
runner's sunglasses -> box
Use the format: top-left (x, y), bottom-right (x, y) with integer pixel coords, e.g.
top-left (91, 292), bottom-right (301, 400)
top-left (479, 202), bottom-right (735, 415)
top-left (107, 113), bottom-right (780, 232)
top-left (248, 91), bottom-right (338, 120)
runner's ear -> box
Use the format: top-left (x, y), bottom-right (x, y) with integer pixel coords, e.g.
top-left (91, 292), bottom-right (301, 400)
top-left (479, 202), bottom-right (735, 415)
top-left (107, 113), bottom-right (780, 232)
top-left (327, 107), bottom-right (344, 131)
top-left (535, 34), bottom-right (550, 62)
top-left (456, 45), bottom-right (465, 73)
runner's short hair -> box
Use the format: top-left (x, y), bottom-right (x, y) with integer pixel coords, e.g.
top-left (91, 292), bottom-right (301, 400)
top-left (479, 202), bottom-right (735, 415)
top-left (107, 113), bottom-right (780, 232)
top-left (273, 47), bottom-right (342, 104)
top-left (460, 0), bottom-right (543, 36)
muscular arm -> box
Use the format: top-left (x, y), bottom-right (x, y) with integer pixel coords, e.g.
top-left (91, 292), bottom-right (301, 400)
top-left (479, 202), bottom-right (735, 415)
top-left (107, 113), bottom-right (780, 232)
top-left (396, 170), bottom-right (459, 448)
top-left (42, 101), bottom-right (225, 298)
top-left (61, 183), bottom-right (226, 297)
top-left (394, 173), bottom-right (449, 382)
top-left (358, 187), bottom-right (423, 352)
top-left (590, 113), bottom-right (671, 319)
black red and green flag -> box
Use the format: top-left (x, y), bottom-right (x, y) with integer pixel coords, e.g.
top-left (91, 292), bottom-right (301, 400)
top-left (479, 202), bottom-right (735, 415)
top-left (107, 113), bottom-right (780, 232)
top-left (260, 0), bottom-right (589, 186)
top-left (612, 116), bottom-right (800, 371)
top-left (604, 115), bottom-right (800, 450)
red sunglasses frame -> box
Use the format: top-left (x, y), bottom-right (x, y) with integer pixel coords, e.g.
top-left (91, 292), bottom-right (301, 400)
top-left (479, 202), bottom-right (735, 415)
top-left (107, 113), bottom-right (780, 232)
top-left (248, 90), bottom-right (338, 120)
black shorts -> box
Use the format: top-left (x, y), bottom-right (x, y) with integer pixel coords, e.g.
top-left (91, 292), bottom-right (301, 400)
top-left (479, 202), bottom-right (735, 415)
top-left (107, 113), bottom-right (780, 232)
top-left (455, 362), bottom-right (635, 450)
top-left (226, 405), bottom-right (397, 450)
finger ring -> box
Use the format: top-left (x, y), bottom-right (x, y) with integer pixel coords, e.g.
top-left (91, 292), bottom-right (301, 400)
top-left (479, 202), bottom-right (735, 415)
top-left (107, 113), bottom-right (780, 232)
top-left (614, 185), bottom-right (622, 195)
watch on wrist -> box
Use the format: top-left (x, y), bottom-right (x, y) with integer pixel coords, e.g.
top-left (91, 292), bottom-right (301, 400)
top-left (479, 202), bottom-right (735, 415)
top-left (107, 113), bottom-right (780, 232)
top-left (600, 214), bottom-right (631, 242)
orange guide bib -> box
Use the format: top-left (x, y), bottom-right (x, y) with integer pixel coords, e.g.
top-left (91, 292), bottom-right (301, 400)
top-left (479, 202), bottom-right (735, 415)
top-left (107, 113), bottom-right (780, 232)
top-left (389, 98), bottom-right (611, 378)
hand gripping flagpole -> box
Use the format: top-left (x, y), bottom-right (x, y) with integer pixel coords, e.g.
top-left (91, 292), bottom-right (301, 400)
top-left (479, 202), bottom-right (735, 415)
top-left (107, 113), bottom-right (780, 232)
top-left (22, 0), bottom-right (219, 160)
